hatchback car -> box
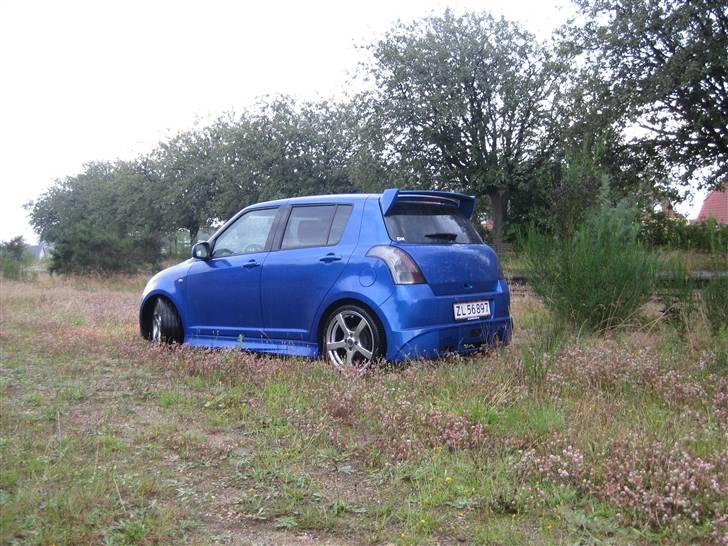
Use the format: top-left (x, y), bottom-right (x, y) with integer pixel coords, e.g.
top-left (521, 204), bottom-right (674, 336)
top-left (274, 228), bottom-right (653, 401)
top-left (139, 189), bottom-right (512, 369)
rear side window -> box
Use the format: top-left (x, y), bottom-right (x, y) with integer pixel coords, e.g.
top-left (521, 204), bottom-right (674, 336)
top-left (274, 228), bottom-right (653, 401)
top-left (327, 205), bottom-right (353, 245)
top-left (280, 204), bottom-right (352, 250)
top-left (383, 202), bottom-right (482, 244)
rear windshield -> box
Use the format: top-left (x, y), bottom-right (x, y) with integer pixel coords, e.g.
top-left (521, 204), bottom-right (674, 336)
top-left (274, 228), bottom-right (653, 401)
top-left (383, 202), bottom-right (483, 244)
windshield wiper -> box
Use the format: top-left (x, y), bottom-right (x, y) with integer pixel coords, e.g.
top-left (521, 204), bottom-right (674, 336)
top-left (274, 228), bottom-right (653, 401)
top-left (424, 232), bottom-right (458, 241)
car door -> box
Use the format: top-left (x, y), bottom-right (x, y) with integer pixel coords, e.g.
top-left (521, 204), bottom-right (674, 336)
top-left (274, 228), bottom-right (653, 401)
top-left (261, 204), bottom-right (355, 342)
top-left (185, 207), bottom-right (280, 341)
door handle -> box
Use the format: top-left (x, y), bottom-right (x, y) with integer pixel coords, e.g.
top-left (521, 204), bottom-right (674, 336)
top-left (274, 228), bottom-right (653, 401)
top-left (320, 253), bottom-right (342, 263)
top-left (243, 259), bottom-right (260, 269)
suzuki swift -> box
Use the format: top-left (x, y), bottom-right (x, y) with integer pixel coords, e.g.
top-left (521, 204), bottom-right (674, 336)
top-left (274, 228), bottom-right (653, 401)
top-left (139, 189), bottom-right (512, 370)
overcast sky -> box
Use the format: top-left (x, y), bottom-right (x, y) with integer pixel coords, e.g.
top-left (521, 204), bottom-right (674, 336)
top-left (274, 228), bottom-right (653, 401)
top-left (0, 0), bottom-right (704, 244)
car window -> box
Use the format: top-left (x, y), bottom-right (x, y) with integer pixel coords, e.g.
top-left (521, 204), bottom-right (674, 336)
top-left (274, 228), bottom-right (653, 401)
top-left (383, 202), bottom-right (482, 244)
top-left (212, 208), bottom-right (277, 257)
top-left (281, 205), bottom-right (338, 250)
top-left (327, 205), bottom-right (353, 245)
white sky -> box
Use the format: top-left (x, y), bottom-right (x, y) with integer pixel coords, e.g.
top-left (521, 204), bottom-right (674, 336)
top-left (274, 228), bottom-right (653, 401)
top-left (0, 0), bottom-right (703, 245)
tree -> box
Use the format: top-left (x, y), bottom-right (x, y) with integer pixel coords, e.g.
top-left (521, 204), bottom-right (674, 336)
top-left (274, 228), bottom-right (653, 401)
top-left (368, 11), bottom-right (568, 240)
top-left (209, 97), bottom-right (391, 221)
top-left (571, 0), bottom-right (728, 188)
top-left (0, 236), bottom-right (26, 260)
top-left (222, 98), bottom-right (356, 207)
top-left (146, 119), bottom-right (233, 242)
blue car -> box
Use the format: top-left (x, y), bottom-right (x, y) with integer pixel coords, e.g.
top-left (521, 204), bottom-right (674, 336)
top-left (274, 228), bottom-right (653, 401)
top-left (140, 189), bottom-right (512, 369)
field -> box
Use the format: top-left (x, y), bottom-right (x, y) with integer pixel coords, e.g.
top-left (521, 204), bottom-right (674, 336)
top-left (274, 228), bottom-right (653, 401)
top-left (1, 275), bottom-right (726, 545)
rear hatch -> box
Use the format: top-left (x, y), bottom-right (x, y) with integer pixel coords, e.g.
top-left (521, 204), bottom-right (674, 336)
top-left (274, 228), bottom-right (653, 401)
top-left (380, 191), bottom-right (501, 296)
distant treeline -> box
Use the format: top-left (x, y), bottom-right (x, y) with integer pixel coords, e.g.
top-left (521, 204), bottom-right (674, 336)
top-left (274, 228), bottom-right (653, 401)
top-left (27, 2), bottom-right (728, 273)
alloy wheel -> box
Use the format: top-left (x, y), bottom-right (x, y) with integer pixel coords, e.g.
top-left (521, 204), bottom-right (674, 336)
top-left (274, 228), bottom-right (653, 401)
top-left (151, 310), bottom-right (162, 342)
top-left (325, 310), bottom-right (375, 371)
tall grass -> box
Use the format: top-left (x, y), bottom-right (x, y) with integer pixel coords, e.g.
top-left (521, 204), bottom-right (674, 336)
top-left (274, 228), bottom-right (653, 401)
top-left (523, 203), bottom-right (657, 331)
top-left (658, 254), bottom-right (698, 336)
top-left (521, 323), bottom-right (565, 396)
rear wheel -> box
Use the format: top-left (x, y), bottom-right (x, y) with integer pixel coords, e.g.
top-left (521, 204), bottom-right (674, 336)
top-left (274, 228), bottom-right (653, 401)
top-left (151, 298), bottom-right (182, 344)
top-left (323, 305), bottom-right (383, 372)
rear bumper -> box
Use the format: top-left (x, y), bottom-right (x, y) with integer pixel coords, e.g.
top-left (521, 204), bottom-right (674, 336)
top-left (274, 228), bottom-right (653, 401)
top-left (378, 280), bottom-right (512, 361)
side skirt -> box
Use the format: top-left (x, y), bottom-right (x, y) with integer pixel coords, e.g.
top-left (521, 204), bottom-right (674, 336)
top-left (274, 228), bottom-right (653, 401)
top-left (185, 335), bottom-right (319, 358)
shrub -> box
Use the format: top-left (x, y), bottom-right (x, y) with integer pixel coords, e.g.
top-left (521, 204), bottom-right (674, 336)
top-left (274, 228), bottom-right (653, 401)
top-left (523, 203), bottom-right (657, 331)
top-left (703, 276), bottom-right (728, 336)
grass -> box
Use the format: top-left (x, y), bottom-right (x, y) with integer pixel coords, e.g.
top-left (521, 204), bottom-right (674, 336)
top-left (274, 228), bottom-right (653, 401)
top-left (0, 274), bottom-right (726, 544)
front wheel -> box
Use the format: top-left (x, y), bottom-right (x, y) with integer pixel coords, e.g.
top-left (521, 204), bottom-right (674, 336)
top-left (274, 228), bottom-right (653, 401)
top-left (322, 305), bottom-right (383, 372)
top-left (151, 298), bottom-right (183, 344)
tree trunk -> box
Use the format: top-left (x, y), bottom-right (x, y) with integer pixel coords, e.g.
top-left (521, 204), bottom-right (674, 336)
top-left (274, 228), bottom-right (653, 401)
top-left (189, 224), bottom-right (200, 244)
top-left (489, 189), bottom-right (506, 243)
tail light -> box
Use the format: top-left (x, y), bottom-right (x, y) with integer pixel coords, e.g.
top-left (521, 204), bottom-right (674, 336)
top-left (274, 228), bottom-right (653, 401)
top-left (367, 245), bottom-right (425, 285)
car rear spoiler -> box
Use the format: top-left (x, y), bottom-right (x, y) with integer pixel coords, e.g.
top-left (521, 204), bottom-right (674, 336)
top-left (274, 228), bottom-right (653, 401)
top-left (379, 188), bottom-right (476, 220)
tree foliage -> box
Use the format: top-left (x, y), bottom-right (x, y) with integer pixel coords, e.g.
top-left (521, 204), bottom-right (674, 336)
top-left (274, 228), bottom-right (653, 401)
top-left (368, 11), bottom-right (568, 240)
top-left (28, 99), bottom-right (387, 273)
top-left (571, 0), bottom-right (728, 187)
top-left (0, 236), bottom-right (26, 260)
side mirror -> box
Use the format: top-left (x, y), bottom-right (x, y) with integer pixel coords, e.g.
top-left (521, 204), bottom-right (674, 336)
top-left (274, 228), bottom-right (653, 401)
top-left (191, 241), bottom-right (211, 260)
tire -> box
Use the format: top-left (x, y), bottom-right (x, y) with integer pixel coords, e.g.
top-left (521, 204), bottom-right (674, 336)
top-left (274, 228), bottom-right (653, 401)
top-left (322, 304), bottom-right (384, 372)
top-left (151, 298), bottom-right (183, 344)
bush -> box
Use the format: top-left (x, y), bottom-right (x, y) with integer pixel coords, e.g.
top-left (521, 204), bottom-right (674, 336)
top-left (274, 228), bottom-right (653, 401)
top-left (49, 222), bottom-right (161, 275)
top-left (703, 276), bottom-right (728, 336)
top-left (523, 203), bottom-right (657, 331)
top-left (0, 236), bottom-right (32, 280)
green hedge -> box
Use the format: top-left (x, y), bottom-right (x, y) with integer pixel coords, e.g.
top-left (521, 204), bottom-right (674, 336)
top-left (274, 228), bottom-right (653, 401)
top-left (640, 213), bottom-right (728, 253)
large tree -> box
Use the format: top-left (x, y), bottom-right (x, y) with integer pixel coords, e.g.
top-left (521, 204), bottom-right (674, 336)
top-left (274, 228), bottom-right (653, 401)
top-left (368, 11), bottom-right (568, 240)
top-left (571, 0), bottom-right (728, 188)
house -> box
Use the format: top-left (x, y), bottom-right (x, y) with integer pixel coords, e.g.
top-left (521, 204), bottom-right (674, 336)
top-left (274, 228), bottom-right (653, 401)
top-left (26, 243), bottom-right (52, 260)
top-left (696, 186), bottom-right (728, 225)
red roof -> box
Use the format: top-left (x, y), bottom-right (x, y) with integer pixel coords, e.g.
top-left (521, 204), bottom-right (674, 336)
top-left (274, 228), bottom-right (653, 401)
top-left (697, 186), bottom-right (728, 225)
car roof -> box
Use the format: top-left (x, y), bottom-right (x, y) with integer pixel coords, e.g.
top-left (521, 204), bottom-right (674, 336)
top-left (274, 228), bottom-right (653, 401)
top-left (246, 193), bottom-right (380, 209)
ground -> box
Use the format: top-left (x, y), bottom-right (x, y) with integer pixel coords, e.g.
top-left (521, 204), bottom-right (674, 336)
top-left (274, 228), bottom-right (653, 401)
top-left (0, 275), bottom-right (725, 545)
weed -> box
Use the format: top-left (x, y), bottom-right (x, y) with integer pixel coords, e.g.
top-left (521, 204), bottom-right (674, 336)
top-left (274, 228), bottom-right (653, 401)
top-left (157, 389), bottom-right (183, 409)
top-left (521, 321), bottom-right (565, 396)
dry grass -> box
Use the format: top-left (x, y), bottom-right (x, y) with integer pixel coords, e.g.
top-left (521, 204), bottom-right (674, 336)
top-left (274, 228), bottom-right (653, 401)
top-left (0, 276), bottom-right (726, 545)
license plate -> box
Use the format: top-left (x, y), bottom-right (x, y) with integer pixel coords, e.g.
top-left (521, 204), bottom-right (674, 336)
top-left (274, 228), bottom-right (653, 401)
top-left (453, 300), bottom-right (490, 321)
